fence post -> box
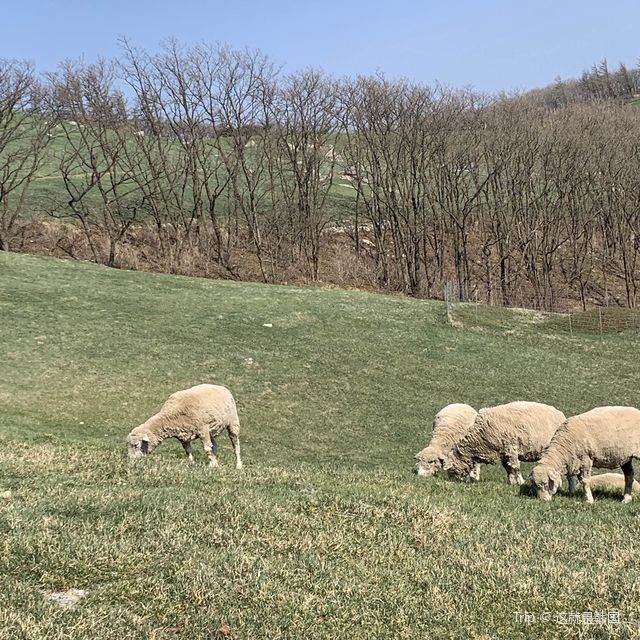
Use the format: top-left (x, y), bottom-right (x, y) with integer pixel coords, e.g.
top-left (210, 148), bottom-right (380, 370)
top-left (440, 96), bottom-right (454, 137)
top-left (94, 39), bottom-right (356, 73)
top-left (598, 307), bottom-right (603, 341)
top-left (444, 282), bottom-right (452, 325)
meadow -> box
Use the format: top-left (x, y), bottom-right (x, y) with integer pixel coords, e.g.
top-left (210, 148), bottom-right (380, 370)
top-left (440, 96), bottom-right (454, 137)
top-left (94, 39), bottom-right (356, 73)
top-left (1, 251), bottom-right (640, 639)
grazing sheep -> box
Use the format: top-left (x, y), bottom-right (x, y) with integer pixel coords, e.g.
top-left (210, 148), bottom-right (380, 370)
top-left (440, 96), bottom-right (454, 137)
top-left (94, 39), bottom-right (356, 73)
top-left (414, 403), bottom-right (479, 479)
top-left (444, 401), bottom-right (571, 486)
top-left (532, 406), bottom-right (640, 504)
top-left (127, 384), bottom-right (242, 469)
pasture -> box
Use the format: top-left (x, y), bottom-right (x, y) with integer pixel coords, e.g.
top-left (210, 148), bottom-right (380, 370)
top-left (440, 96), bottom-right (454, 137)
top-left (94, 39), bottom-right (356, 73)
top-left (1, 251), bottom-right (639, 639)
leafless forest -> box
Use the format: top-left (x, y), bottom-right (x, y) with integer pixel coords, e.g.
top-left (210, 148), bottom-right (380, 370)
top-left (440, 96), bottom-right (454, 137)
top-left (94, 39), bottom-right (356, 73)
top-left (2, 44), bottom-right (640, 310)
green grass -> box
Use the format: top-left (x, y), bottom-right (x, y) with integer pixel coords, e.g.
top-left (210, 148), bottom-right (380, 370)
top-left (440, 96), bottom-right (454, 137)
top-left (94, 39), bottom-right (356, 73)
top-left (1, 252), bottom-right (640, 639)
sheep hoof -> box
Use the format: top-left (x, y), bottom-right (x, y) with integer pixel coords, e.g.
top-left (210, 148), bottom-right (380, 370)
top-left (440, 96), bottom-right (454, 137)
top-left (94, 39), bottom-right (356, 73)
top-left (622, 495), bottom-right (633, 504)
top-left (235, 462), bottom-right (243, 470)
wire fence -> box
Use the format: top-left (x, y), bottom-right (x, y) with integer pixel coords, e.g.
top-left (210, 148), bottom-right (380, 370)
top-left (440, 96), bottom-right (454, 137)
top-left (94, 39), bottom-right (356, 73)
top-left (444, 281), bottom-right (640, 338)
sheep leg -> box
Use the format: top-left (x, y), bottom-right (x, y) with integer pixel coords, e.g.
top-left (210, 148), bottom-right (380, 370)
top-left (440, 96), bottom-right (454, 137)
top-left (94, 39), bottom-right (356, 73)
top-left (501, 461), bottom-right (516, 484)
top-left (469, 463), bottom-right (481, 482)
top-left (622, 461), bottom-right (634, 504)
top-left (201, 432), bottom-right (219, 468)
top-left (502, 458), bottom-right (524, 485)
top-left (181, 440), bottom-right (194, 463)
top-left (578, 467), bottom-right (594, 503)
top-left (228, 425), bottom-right (243, 470)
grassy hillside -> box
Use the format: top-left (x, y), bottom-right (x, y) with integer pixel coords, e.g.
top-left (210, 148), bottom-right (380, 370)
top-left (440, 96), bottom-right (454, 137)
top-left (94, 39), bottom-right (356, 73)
top-left (18, 123), bottom-right (356, 220)
top-left (1, 252), bottom-right (639, 639)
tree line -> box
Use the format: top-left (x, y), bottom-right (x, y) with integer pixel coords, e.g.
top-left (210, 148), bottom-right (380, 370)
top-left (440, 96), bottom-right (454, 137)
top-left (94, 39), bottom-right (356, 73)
top-left (2, 43), bottom-right (640, 310)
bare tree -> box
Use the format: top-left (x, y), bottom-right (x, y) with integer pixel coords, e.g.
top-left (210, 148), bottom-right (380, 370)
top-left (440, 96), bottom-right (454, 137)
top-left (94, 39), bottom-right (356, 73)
top-left (47, 59), bottom-right (142, 267)
top-left (0, 60), bottom-right (53, 251)
top-left (269, 70), bottom-right (341, 279)
top-left (211, 46), bottom-right (279, 282)
top-left (119, 41), bottom-right (203, 271)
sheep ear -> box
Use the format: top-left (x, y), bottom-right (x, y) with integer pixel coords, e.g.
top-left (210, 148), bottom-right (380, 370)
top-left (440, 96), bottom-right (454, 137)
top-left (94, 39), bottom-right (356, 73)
top-left (548, 470), bottom-right (561, 493)
top-left (442, 458), bottom-right (453, 471)
top-left (142, 434), bottom-right (150, 442)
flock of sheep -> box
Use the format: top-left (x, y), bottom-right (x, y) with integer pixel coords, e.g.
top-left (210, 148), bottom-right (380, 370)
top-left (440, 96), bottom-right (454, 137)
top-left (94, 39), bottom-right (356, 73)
top-left (415, 401), bottom-right (640, 503)
top-left (126, 384), bottom-right (640, 504)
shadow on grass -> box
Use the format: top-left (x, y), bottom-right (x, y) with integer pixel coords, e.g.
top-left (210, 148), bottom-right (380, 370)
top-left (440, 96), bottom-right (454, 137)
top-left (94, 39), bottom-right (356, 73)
top-left (518, 482), bottom-right (628, 503)
top-left (518, 482), bottom-right (579, 499)
top-left (590, 490), bottom-right (628, 502)
top-left (518, 483), bottom-right (537, 499)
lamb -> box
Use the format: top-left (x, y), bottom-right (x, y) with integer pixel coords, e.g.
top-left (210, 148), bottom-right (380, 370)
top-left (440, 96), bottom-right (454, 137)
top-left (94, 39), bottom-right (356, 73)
top-left (443, 401), bottom-right (572, 486)
top-left (414, 403), bottom-right (479, 479)
top-left (531, 406), bottom-right (640, 504)
top-left (127, 384), bottom-right (242, 469)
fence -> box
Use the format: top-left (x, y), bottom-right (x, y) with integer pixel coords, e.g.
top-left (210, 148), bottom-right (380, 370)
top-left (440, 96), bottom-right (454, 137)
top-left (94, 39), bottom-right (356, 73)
top-left (444, 281), bottom-right (640, 338)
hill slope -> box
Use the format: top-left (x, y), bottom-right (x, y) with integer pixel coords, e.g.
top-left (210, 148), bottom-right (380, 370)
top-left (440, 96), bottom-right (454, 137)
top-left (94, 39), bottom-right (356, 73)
top-left (1, 253), bottom-right (639, 639)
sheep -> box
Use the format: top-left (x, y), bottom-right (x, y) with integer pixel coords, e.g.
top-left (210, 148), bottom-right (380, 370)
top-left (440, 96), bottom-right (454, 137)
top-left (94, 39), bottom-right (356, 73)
top-left (414, 403), bottom-right (479, 479)
top-left (127, 384), bottom-right (242, 469)
top-left (586, 473), bottom-right (640, 496)
top-left (444, 401), bottom-right (574, 487)
top-left (531, 406), bottom-right (640, 504)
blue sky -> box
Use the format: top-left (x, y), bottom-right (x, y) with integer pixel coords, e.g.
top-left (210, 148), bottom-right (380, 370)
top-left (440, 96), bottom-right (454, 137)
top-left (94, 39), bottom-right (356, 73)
top-left (6, 0), bottom-right (640, 92)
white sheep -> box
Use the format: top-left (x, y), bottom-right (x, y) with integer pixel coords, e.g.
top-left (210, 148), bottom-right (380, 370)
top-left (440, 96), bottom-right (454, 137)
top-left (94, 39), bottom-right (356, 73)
top-left (127, 384), bottom-right (242, 468)
top-left (414, 403), bottom-right (479, 479)
top-left (532, 406), bottom-right (640, 503)
top-left (586, 473), bottom-right (640, 496)
top-left (444, 401), bottom-right (574, 487)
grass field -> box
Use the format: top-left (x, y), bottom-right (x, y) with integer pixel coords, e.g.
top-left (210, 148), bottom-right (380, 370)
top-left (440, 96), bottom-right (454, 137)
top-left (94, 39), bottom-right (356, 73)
top-left (1, 252), bottom-right (640, 639)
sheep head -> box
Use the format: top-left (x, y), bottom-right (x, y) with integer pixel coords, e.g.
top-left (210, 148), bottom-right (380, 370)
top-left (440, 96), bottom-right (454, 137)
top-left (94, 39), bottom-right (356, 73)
top-left (414, 448), bottom-right (445, 477)
top-left (531, 465), bottom-right (562, 501)
top-left (443, 449), bottom-right (475, 480)
top-left (127, 427), bottom-right (156, 459)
